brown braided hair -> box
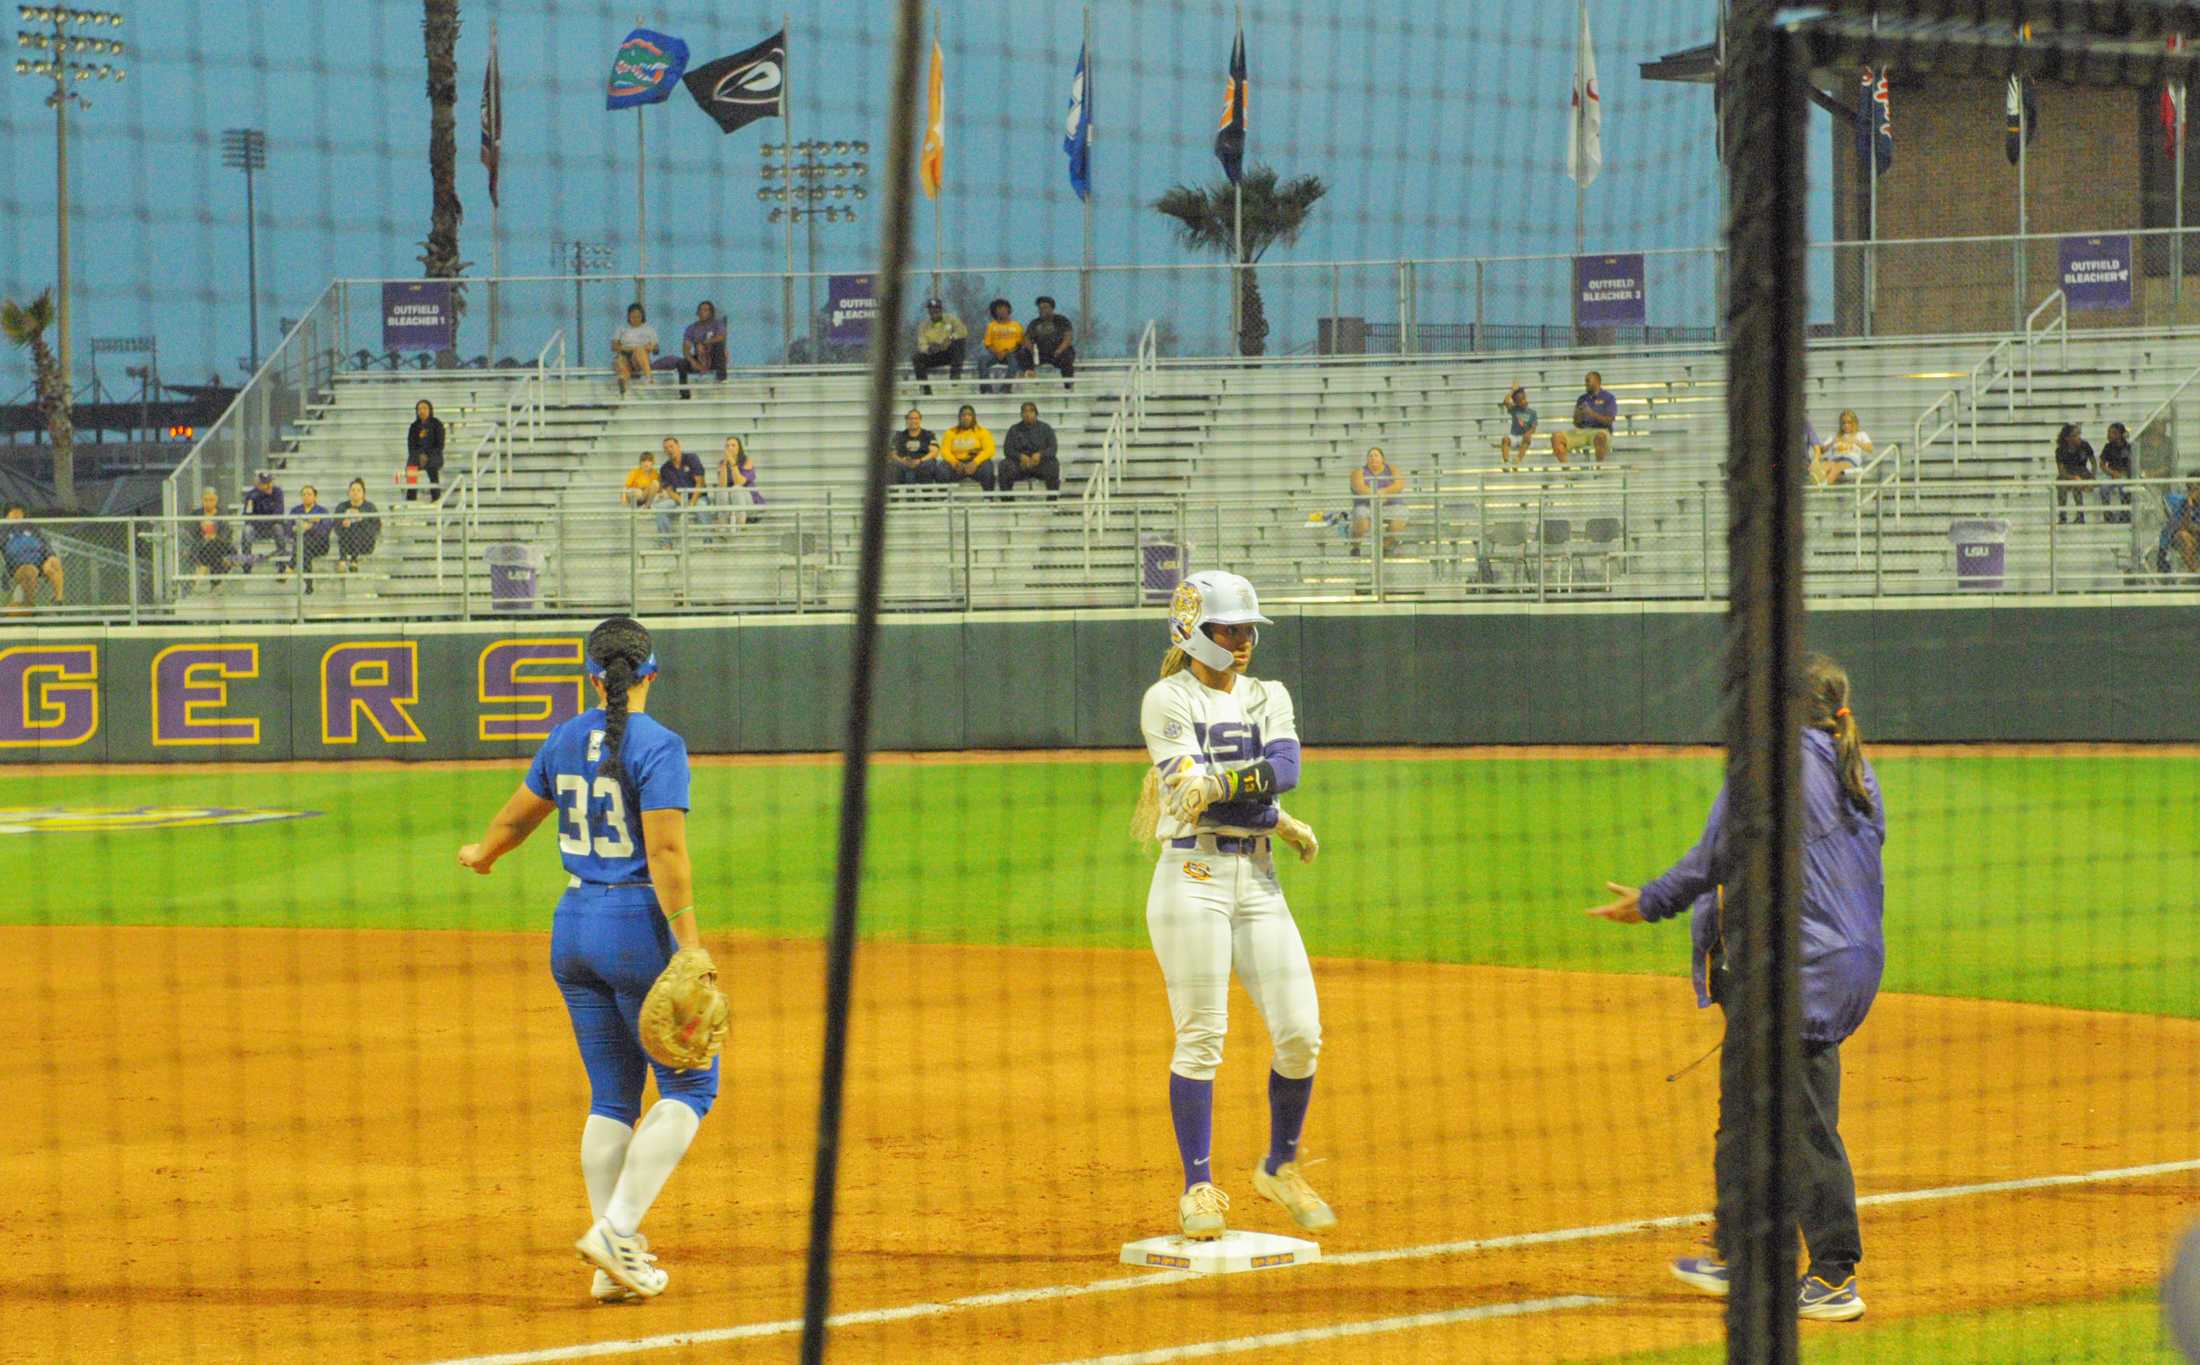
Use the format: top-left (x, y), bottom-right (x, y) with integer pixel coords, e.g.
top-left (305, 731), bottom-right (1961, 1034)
top-left (587, 616), bottom-right (653, 812)
top-left (1802, 653), bottom-right (1874, 818)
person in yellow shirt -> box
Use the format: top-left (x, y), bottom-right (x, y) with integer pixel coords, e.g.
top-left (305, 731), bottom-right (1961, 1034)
top-left (620, 450), bottom-right (661, 508)
top-left (938, 404), bottom-right (999, 491)
top-left (979, 298), bottom-right (1030, 393)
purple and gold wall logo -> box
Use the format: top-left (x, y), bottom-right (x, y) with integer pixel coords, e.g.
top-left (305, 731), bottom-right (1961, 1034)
top-left (320, 641), bottom-right (425, 744)
top-left (0, 806), bottom-right (320, 835)
top-left (152, 643), bottom-right (260, 747)
top-left (477, 638), bottom-right (584, 742)
top-left (0, 645), bottom-right (99, 748)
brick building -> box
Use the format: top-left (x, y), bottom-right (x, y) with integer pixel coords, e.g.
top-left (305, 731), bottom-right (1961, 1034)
top-left (1644, 39), bottom-right (2194, 336)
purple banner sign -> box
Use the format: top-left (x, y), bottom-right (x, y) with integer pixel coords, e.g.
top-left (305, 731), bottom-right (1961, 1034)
top-left (381, 281), bottom-right (457, 353)
top-left (826, 274), bottom-right (877, 346)
top-left (1575, 253), bottom-right (1647, 328)
top-left (2059, 235), bottom-right (2133, 312)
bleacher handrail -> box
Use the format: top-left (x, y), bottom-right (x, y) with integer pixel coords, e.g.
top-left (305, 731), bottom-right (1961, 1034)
top-left (1079, 319), bottom-right (1158, 537)
top-left (2130, 348), bottom-right (2200, 446)
top-left (2023, 290), bottom-right (2068, 394)
top-left (163, 280), bottom-right (342, 522)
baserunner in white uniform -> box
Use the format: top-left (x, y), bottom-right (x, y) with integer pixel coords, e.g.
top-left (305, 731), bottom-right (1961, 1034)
top-left (1132, 571), bottom-right (1333, 1242)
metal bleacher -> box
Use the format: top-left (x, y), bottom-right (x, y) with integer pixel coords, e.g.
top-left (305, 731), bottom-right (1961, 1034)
top-left (133, 309), bottom-right (2200, 623)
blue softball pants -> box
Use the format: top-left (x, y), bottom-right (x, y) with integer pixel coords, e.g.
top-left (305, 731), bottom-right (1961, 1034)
top-left (550, 882), bottom-right (720, 1124)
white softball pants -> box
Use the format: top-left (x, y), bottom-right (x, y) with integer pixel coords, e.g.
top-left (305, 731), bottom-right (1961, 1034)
top-left (1146, 842), bottom-right (1321, 1082)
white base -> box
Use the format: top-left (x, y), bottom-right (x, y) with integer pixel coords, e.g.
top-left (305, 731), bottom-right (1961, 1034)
top-left (1120, 1229), bottom-right (1322, 1275)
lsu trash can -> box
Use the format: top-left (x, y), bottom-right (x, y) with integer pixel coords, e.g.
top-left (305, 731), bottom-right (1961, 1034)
top-left (484, 542), bottom-right (544, 610)
top-left (1140, 535), bottom-right (1183, 604)
top-left (1948, 518), bottom-right (2008, 590)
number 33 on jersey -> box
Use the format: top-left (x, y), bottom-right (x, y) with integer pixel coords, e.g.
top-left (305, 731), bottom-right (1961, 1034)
top-left (525, 712), bottom-right (692, 883)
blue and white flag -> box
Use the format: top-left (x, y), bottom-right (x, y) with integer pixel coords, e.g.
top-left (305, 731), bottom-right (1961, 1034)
top-left (1063, 43), bottom-right (1092, 201)
top-left (607, 28), bottom-right (689, 110)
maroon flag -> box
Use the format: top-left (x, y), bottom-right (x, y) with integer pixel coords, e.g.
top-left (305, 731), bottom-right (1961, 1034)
top-left (480, 24), bottom-right (503, 206)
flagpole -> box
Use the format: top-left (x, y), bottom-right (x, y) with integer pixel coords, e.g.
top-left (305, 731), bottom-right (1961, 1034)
top-left (2177, 76), bottom-right (2187, 322)
top-left (784, 10), bottom-right (796, 359)
top-left (2016, 89), bottom-right (2027, 330)
top-left (634, 13), bottom-right (647, 306)
top-left (932, 7), bottom-right (943, 290)
top-left (489, 20), bottom-right (501, 365)
top-left (1574, 0), bottom-right (1586, 255)
top-left (1865, 13), bottom-right (1878, 339)
top-left (1080, 4), bottom-right (1094, 341)
top-left (1231, 2), bottom-right (1244, 356)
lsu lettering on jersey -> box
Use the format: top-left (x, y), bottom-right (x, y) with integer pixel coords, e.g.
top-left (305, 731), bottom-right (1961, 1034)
top-left (525, 708), bottom-right (692, 884)
top-left (1141, 669), bottom-right (1298, 841)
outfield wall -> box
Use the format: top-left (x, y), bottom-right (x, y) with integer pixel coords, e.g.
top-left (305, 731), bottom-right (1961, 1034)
top-left (4, 599), bottom-right (2194, 762)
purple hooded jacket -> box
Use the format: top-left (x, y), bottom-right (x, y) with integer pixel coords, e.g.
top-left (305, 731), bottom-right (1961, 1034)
top-left (1638, 729), bottom-right (1887, 1045)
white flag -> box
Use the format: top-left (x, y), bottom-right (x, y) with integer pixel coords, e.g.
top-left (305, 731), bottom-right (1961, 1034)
top-left (1568, 0), bottom-right (1602, 188)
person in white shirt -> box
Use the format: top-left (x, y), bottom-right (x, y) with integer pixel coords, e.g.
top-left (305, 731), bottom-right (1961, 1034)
top-left (1132, 571), bottom-right (1330, 1244)
top-left (612, 303), bottom-right (660, 398)
top-left (1812, 409), bottom-right (1875, 486)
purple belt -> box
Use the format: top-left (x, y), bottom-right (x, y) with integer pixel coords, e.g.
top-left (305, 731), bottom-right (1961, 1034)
top-left (1170, 835), bottom-right (1269, 855)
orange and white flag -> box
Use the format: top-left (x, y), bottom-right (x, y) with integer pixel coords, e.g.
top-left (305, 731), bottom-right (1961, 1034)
top-left (919, 39), bottom-right (945, 199)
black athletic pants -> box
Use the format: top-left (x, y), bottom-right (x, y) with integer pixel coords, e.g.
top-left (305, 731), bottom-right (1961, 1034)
top-left (1711, 1012), bottom-right (1861, 1283)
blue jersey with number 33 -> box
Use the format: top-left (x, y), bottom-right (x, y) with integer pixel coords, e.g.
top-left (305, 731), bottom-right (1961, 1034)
top-left (524, 707), bottom-right (692, 884)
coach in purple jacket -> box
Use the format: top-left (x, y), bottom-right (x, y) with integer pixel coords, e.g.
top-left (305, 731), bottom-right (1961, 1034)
top-left (1589, 654), bottom-right (1886, 1323)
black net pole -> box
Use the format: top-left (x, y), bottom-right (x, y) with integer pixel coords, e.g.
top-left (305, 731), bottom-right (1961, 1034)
top-left (1720, 5), bottom-right (1809, 1363)
top-left (798, 1), bottom-right (927, 1359)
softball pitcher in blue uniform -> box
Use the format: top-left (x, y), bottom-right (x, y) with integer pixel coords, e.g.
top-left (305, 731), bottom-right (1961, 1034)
top-left (458, 616), bottom-right (720, 1303)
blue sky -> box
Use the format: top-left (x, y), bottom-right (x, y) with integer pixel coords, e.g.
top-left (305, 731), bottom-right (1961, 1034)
top-left (1, 0), bottom-right (1809, 379)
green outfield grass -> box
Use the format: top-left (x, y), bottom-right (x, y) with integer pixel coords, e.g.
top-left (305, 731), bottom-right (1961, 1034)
top-left (1610, 1289), bottom-right (2178, 1363)
top-left (7, 751), bottom-right (2196, 1019)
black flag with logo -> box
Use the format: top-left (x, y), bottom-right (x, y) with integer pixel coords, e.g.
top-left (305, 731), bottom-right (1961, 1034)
top-left (684, 29), bottom-right (786, 135)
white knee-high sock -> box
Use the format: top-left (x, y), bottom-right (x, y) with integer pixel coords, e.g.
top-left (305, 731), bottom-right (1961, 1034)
top-left (581, 1114), bottom-right (635, 1221)
top-left (604, 1100), bottom-right (702, 1238)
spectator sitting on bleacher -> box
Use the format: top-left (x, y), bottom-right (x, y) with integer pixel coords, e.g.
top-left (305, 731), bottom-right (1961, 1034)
top-left (1350, 446), bottom-right (1408, 555)
top-left (336, 479), bottom-right (380, 573)
top-left (1000, 401), bottom-right (1061, 494)
top-left (978, 298), bottom-right (1030, 393)
top-left (1022, 296), bottom-right (1076, 387)
top-left (655, 437), bottom-right (705, 545)
top-left (1811, 409), bottom-right (1874, 486)
top-left (613, 302), bottom-right (660, 398)
top-left (677, 300), bottom-right (728, 399)
top-left (939, 405), bottom-right (999, 491)
top-left (405, 399), bottom-right (446, 503)
top-left (1499, 384), bottom-right (1538, 466)
top-left (3, 503), bottom-right (62, 612)
top-left (2054, 423), bottom-right (2095, 525)
top-left (188, 487), bottom-right (234, 591)
top-left (714, 436), bottom-right (763, 528)
top-left (621, 450), bottom-right (661, 508)
top-left (887, 408), bottom-right (943, 486)
top-left (913, 297), bottom-right (969, 390)
top-left (286, 485), bottom-right (333, 591)
top-left (1550, 370), bottom-right (1617, 464)
top-left (241, 470), bottom-right (288, 571)
top-left (2097, 421), bottom-right (2135, 524)
top-left (2162, 478), bottom-right (2200, 574)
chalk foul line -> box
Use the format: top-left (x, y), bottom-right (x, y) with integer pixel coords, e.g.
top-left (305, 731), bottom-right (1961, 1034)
top-left (419, 1155), bottom-right (2200, 1365)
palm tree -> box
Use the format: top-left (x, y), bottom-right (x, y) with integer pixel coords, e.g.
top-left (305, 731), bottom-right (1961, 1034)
top-left (420, 1), bottom-right (467, 310)
top-left (2, 291), bottom-right (76, 508)
top-left (1153, 166), bottom-right (1327, 357)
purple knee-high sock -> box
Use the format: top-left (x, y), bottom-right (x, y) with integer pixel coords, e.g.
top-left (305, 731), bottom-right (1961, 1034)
top-left (1264, 1071), bottom-right (1315, 1176)
top-left (1168, 1072), bottom-right (1215, 1190)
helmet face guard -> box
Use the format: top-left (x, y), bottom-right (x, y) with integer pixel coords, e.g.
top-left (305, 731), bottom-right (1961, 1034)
top-left (1169, 573), bottom-right (1270, 673)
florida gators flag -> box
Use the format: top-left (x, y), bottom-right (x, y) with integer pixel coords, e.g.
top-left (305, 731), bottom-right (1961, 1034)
top-left (1567, 1), bottom-right (1602, 188)
top-left (919, 39), bottom-right (945, 200)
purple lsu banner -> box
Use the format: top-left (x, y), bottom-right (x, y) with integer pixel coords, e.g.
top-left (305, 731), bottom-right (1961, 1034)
top-left (826, 274), bottom-right (878, 345)
top-left (607, 28), bottom-right (690, 109)
top-left (2059, 235), bottom-right (2133, 311)
top-left (1575, 254), bottom-right (1647, 327)
top-left (381, 282), bottom-right (457, 353)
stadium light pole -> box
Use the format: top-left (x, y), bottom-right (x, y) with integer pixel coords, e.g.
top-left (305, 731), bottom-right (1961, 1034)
top-left (221, 128), bottom-right (268, 371)
top-left (14, 4), bottom-right (129, 418)
top-left (760, 138), bottom-right (869, 359)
